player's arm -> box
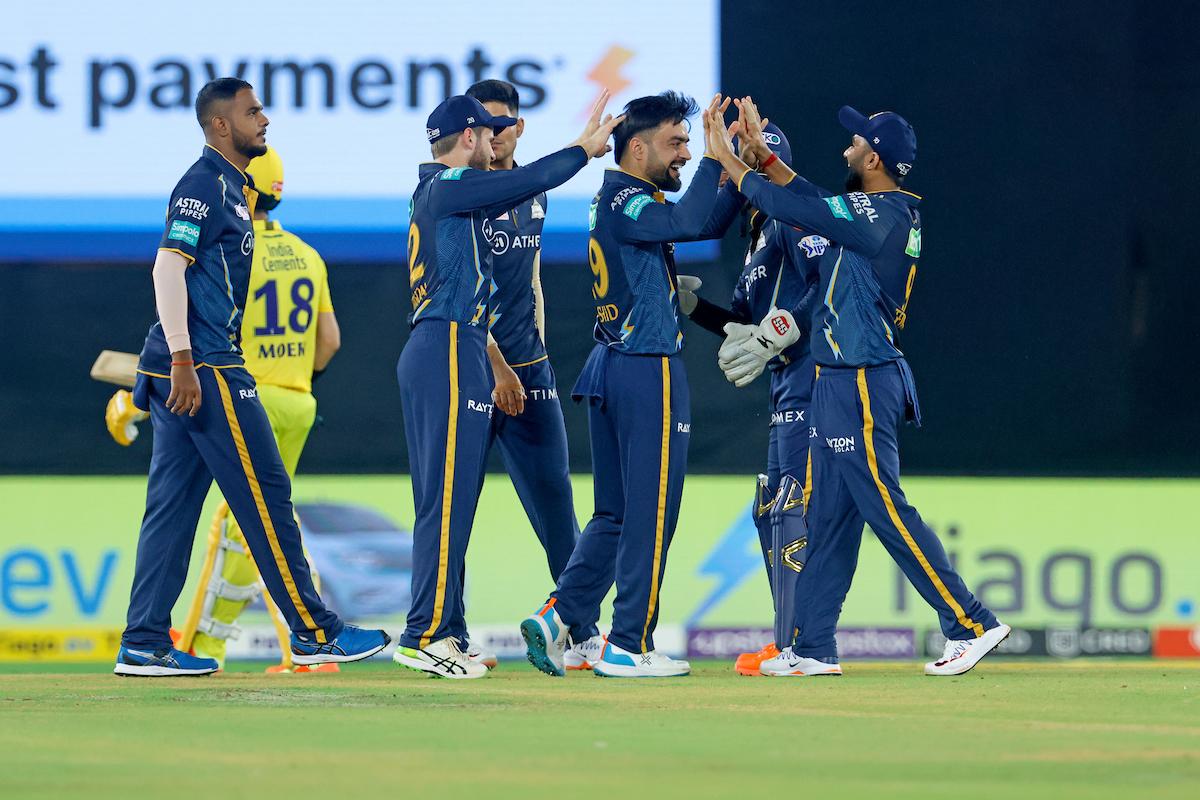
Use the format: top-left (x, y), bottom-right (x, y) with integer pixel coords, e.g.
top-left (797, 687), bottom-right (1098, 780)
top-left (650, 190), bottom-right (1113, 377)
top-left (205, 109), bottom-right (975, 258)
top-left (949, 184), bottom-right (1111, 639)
top-left (531, 251), bottom-right (546, 343)
top-left (488, 333), bottom-right (525, 416)
top-left (151, 249), bottom-right (201, 416)
top-left (688, 180), bottom-right (748, 241)
top-left (313, 260), bottom-right (339, 374)
top-left (434, 94), bottom-right (623, 216)
top-left (735, 174), bottom-right (887, 254)
top-left (314, 312), bottom-right (340, 372)
top-left (614, 157), bottom-right (723, 244)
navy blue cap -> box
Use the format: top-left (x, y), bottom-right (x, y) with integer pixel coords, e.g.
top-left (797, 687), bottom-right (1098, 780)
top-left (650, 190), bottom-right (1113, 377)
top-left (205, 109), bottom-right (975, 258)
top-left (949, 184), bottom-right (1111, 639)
top-left (737, 121), bottom-right (792, 167)
top-left (425, 95), bottom-right (516, 144)
top-left (838, 106), bottom-right (916, 178)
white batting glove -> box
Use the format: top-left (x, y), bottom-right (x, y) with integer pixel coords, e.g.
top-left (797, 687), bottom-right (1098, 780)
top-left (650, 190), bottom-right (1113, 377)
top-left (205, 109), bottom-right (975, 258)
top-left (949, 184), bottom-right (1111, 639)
top-left (676, 275), bottom-right (702, 316)
top-left (720, 309), bottom-right (801, 388)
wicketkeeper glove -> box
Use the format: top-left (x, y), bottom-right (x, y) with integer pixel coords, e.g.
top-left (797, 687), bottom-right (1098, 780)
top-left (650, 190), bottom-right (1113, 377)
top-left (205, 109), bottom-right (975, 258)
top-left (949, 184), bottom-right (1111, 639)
top-left (718, 308), bottom-right (800, 388)
top-left (106, 389), bottom-right (148, 446)
top-left (676, 275), bottom-right (702, 316)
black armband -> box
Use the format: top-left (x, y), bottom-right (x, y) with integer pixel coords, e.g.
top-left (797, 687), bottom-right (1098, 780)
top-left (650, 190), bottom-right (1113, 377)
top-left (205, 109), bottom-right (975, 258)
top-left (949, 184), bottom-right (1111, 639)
top-left (689, 297), bottom-right (744, 338)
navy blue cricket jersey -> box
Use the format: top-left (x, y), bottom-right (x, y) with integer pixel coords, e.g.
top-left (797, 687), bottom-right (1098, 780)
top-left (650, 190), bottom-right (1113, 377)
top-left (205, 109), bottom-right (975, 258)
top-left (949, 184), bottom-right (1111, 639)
top-left (586, 158), bottom-right (742, 355)
top-left (486, 187), bottom-right (547, 366)
top-left (738, 171), bottom-right (923, 368)
top-left (139, 145), bottom-right (259, 373)
top-left (406, 147), bottom-right (586, 329)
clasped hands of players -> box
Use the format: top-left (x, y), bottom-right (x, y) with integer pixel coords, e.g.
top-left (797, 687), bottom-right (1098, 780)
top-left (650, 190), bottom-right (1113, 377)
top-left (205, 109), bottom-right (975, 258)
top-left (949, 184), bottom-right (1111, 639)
top-left (694, 98), bottom-right (802, 388)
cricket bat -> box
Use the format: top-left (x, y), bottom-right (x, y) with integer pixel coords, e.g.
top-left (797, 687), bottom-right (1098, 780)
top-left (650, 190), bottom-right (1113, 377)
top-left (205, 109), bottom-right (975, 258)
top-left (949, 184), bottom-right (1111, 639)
top-left (90, 350), bottom-right (139, 388)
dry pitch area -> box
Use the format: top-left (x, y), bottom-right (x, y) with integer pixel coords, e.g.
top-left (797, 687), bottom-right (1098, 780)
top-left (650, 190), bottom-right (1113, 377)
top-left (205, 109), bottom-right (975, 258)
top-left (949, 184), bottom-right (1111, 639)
top-left (1, 660), bottom-right (1197, 798)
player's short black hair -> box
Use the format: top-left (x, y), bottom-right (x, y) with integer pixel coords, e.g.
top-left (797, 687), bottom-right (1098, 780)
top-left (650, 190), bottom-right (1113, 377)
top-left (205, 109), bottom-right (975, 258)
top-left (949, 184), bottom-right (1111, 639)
top-left (613, 90), bottom-right (699, 163)
top-left (195, 77), bottom-right (253, 130)
top-left (465, 79), bottom-right (520, 115)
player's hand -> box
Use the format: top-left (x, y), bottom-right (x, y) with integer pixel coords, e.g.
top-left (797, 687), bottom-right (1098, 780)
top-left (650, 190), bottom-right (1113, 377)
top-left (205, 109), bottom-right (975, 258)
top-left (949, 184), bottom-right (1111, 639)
top-left (700, 94), bottom-right (731, 158)
top-left (734, 97), bottom-right (773, 165)
top-left (572, 90), bottom-right (626, 159)
top-left (105, 389), bottom-right (148, 446)
top-left (677, 274), bottom-right (702, 316)
top-left (167, 362), bottom-right (202, 416)
top-left (490, 360), bottom-right (526, 416)
top-left (719, 309), bottom-right (801, 388)
top-left (704, 103), bottom-right (739, 169)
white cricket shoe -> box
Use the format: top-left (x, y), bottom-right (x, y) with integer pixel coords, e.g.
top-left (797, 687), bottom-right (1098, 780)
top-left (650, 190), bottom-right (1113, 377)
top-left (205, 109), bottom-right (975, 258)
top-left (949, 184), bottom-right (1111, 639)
top-left (759, 646), bottom-right (843, 677)
top-left (520, 601), bottom-right (569, 676)
top-left (592, 641), bottom-right (690, 678)
top-left (925, 623), bottom-right (1011, 676)
top-left (392, 637), bottom-right (489, 679)
top-left (466, 640), bottom-right (498, 670)
top-left (564, 635), bottom-right (605, 671)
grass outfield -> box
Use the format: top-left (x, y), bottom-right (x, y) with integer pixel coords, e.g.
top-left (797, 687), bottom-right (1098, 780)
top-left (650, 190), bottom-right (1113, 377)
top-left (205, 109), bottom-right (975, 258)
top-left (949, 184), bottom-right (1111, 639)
top-left (2, 660), bottom-right (1197, 798)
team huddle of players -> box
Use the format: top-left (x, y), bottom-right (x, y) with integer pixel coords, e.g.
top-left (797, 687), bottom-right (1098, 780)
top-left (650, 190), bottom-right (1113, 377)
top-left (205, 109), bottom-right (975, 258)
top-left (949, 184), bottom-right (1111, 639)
top-left (109, 75), bottom-right (1010, 680)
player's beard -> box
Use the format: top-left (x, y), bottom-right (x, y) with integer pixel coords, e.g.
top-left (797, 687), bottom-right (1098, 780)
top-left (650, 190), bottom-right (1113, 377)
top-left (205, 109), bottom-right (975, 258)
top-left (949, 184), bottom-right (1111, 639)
top-left (232, 128), bottom-right (268, 160)
top-left (647, 152), bottom-right (683, 192)
top-left (469, 136), bottom-right (493, 171)
top-left (844, 168), bottom-right (864, 193)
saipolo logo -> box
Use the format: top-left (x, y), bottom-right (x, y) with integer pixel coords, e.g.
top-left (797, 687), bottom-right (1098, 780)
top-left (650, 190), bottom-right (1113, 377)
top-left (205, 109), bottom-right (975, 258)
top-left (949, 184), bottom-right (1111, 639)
top-left (826, 436), bottom-right (855, 453)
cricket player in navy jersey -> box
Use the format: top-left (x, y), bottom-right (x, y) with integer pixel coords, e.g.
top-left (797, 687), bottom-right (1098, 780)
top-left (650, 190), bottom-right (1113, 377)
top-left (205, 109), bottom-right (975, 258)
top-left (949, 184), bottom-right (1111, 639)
top-left (115, 78), bottom-right (389, 676)
top-left (707, 98), bottom-right (1009, 676)
top-left (521, 92), bottom-right (751, 678)
top-left (392, 93), bottom-right (622, 679)
top-left (676, 123), bottom-right (825, 676)
top-left (461, 79), bottom-right (603, 671)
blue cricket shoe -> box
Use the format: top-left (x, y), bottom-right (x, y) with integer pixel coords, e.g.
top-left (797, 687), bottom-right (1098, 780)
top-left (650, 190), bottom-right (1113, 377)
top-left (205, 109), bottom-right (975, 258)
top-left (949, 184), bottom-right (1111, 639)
top-left (291, 624), bottom-right (391, 665)
top-left (114, 646), bottom-right (219, 677)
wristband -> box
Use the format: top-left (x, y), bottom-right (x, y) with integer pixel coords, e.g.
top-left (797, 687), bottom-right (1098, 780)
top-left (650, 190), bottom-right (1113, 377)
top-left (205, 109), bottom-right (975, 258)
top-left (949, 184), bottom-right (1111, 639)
top-left (171, 360), bottom-right (194, 367)
top-left (760, 152), bottom-right (779, 170)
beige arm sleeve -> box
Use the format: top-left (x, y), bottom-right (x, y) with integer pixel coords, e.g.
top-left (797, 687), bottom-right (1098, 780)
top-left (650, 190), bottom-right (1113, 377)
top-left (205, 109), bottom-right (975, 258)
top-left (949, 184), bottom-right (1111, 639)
top-left (531, 251), bottom-right (545, 343)
top-left (152, 249), bottom-right (192, 353)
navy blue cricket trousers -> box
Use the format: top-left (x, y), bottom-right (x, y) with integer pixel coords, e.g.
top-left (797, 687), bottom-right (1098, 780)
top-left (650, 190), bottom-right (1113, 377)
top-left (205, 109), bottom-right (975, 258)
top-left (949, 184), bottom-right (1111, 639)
top-left (793, 362), bottom-right (997, 659)
top-left (397, 321), bottom-right (494, 649)
top-left (486, 357), bottom-right (580, 580)
top-left (122, 365), bottom-right (341, 650)
top-left (551, 347), bottom-right (690, 653)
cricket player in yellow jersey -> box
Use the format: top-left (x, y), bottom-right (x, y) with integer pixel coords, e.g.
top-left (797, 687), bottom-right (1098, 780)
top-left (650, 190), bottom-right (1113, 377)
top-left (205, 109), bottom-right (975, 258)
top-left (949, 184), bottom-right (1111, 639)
top-left (107, 145), bottom-right (342, 673)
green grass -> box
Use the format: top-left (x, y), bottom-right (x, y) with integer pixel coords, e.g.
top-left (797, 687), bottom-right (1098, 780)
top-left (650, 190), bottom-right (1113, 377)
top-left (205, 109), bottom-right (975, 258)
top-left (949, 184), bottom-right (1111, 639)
top-left (2, 660), bottom-right (1198, 798)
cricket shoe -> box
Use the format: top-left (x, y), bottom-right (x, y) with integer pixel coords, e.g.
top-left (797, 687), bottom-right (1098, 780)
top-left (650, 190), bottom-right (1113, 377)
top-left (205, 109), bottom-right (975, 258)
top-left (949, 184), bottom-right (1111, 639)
top-left (759, 647), bottom-right (842, 677)
top-left (592, 642), bottom-right (690, 678)
top-left (925, 623), bottom-right (1011, 676)
top-left (265, 663), bottom-right (340, 675)
top-left (466, 640), bottom-right (499, 670)
top-left (290, 624), bottom-right (391, 665)
top-left (520, 600), bottom-right (569, 676)
top-left (114, 646), bottom-right (219, 677)
top-left (564, 635), bottom-right (606, 671)
top-left (393, 637), bottom-right (488, 679)
top-left (734, 642), bottom-right (780, 676)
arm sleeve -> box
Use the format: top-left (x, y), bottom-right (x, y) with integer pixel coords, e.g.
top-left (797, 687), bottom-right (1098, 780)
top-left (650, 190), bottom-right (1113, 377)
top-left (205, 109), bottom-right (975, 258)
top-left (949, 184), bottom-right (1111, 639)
top-left (531, 251), bottom-right (545, 343)
top-left (613, 157), bottom-right (723, 244)
top-left (151, 249), bottom-right (192, 353)
top-left (158, 174), bottom-right (221, 264)
top-left (687, 180), bottom-right (747, 241)
top-left (689, 296), bottom-right (743, 337)
top-left (429, 146), bottom-right (588, 217)
top-left (737, 171), bottom-right (888, 255)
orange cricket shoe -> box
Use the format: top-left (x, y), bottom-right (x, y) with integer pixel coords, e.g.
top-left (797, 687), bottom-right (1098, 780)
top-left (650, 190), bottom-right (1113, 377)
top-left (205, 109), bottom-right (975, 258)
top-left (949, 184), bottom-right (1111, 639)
top-left (734, 643), bottom-right (779, 676)
top-left (265, 663), bottom-right (341, 675)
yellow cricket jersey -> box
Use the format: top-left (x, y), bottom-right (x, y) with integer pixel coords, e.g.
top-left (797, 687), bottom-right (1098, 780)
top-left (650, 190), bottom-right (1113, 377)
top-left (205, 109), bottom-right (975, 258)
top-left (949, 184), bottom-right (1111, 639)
top-left (240, 219), bottom-right (334, 394)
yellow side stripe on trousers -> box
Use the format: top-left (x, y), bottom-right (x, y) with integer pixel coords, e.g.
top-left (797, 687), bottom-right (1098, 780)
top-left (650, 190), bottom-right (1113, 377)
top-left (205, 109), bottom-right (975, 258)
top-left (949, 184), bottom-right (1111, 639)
top-left (214, 370), bottom-right (324, 643)
top-left (420, 321), bottom-right (458, 648)
top-left (641, 357), bottom-right (671, 653)
top-left (856, 368), bottom-right (984, 638)
top-left (802, 365), bottom-right (820, 509)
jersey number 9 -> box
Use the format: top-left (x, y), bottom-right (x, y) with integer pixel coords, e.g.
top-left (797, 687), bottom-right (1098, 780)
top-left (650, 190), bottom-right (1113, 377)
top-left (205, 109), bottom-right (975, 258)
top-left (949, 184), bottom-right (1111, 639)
top-left (589, 237), bottom-right (609, 300)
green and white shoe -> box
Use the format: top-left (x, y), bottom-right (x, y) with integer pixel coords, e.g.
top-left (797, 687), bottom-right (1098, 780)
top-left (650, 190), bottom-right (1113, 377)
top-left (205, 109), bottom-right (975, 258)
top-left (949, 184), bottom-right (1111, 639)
top-left (393, 637), bottom-right (489, 679)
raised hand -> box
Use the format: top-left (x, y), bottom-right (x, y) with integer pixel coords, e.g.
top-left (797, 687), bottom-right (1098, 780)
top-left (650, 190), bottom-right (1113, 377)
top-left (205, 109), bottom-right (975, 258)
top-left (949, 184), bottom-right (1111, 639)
top-left (704, 99), bottom-right (736, 163)
top-left (734, 96), bottom-right (772, 164)
top-left (573, 90), bottom-right (626, 158)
